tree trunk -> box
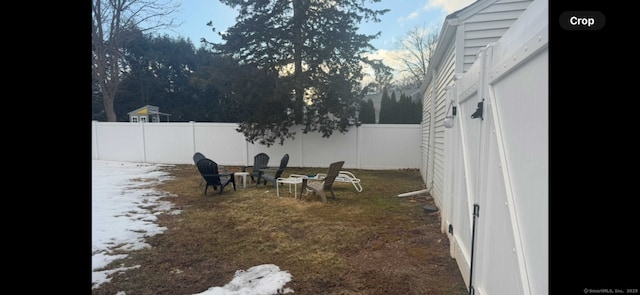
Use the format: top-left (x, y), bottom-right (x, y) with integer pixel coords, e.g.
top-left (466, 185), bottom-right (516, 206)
top-left (292, 0), bottom-right (305, 124)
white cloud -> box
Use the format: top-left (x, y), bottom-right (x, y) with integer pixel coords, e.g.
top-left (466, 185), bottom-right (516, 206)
top-left (361, 49), bottom-right (414, 86)
top-left (424, 0), bottom-right (476, 14)
top-left (406, 11), bottom-right (420, 21)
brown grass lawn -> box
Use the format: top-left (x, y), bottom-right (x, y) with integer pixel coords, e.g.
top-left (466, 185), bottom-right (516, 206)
top-left (92, 164), bottom-right (468, 295)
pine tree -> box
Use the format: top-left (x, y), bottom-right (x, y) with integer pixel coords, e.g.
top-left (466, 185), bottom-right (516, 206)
top-left (210, 0), bottom-right (388, 146)
top-left (359, 99), bottom-right (376, 124)
top-left (378, 87), bottom-right (391, 124)
top-left (390, 91), bottom-right (399, 123)
top-left (398, 93), bottom-right (413, 124)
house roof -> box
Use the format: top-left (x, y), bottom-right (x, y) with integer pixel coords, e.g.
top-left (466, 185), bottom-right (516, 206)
top-left (127, 105), bottom-right (171, 116)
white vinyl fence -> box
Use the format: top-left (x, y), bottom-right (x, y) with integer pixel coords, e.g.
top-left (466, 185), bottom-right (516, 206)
top-left (91, 122), bottom-right (421, 170)
top-left (437, 1), bottom-right (548, 294)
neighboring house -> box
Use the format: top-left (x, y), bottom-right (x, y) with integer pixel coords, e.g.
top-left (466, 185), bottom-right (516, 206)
top-left (127, 105), bottom-right (171, 123)
top-left (420, 0), bottom-right (547, 294)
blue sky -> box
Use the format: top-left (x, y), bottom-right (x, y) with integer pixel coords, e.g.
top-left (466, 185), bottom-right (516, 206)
top-left (163, 0), bottom-right (475, 51)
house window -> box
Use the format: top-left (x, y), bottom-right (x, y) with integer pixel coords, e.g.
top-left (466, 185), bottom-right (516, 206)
top-left (131, 116), bottom-right (138, 123)
top-left (140, 116), bottom-right (147, 122)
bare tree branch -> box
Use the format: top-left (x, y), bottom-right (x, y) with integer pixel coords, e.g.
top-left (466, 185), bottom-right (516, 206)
top-left (92, 0), bottom-right (181, 121)
top-left (395, 24), bottom-right (439, 87)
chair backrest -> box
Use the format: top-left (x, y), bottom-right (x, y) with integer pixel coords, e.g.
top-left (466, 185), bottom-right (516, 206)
top-left (253, 153), bottom-right (270, 171)
top-left (323, 161), bottom-right (345, 189)
top-left (196, 158), bottom-right (222, 186)
top-left (193, 152), bottom-right (206, 165)
top-left (274, 154), bottom-right (290, 178)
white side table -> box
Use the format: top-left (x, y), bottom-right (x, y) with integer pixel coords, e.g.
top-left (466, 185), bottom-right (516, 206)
top-left (276, 177), bottom-right (303, 198)
top-left (234, 172), bottom-right (250, 188)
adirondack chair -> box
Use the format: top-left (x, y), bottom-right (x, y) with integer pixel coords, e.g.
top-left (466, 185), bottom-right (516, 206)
top-left (193, 152), bottom-right (207, 186)
top-left (301, 161), bottom-right (345, 203)
top-left (257, 154), bottom-right (290, 188)
top-left (196, 158), bottom-right (236, 195)
top-left (242, 153), bottom-right (270, 184)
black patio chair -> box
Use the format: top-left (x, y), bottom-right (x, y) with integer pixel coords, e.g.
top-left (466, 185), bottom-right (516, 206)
top-left (193, 152), bottom-right (207, 186)
top-left (257, 154), bottom-right (290, 188)
top-left (242, 153), bottom-right (270, 184)
top-left (196, 158), bottom-right (236, 195)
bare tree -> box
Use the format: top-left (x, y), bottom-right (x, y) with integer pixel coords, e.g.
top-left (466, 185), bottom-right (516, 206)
top-left (396, 24), bottom-right (439, 87)
top-left (92, 0), bottom-right (180, 122)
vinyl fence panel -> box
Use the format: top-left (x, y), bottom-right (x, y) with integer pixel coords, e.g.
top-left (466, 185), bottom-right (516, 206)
top-left (92, 122), bottom-right (421, 170)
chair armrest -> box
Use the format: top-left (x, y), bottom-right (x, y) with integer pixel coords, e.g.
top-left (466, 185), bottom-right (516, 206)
top-left (206, 172), bottom-right (234, 178)
top-left (338, 171), bottom-right (357, 179)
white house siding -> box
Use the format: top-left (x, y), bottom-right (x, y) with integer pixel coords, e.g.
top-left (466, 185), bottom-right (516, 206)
top-left (430, 48), bottom-right (456, 208)
top-left (421, 0), bottom-right (533, 204)
top-left (420, 43), bottom-right (456, 209)
top-left (420, 88), bottom-right (431, 186)
top-left (460, 0), bottom-right (534, 72)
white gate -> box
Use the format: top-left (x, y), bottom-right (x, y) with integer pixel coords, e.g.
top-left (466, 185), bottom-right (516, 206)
top-left (441, 1), bottom-right (548, 294)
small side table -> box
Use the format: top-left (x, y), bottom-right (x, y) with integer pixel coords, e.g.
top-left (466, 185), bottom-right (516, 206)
top-left (235, 172), bottom-right (250, 188)
top-left (276, 177), bottom-right (303, 198)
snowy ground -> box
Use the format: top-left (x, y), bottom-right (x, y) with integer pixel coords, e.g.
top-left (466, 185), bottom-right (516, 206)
top-left (91, 160), bottom-right (293, 294)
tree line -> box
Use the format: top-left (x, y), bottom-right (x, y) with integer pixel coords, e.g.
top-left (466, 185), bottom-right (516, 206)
top-left (92, 32), bottom-right (421, 125)
top-left (92, 0), bottom-right (434, 146)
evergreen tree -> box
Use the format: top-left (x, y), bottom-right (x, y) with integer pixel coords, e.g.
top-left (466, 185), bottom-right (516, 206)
top-left (359, 99), bottom-right (376, 124)
top-left (209, 0), bottom-right (388, 146)
top-left (413, 98), bottom-right (423, 124)
top-left (378, 87), bottom-right (391, 124)
top-left (398, 93), bottom-right (413, 124)
top-left (113, 33), bottom-right (246, 123)
top-left (378, 90), bottom-right (423, 124)
top-left (390, 91), bottom-right (399, 123)
top-left (119, 34), bottom-right (200, 121)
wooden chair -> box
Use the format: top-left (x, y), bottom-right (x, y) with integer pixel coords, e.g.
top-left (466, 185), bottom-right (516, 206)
top-left (257, 154), bottom-right (290, 188)
top-left (242, 153), bottom-right (270, 184)
top-left (196, 158), bottom-right (236, 195)
top-left (301, 161), bottom-right (345, 203)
